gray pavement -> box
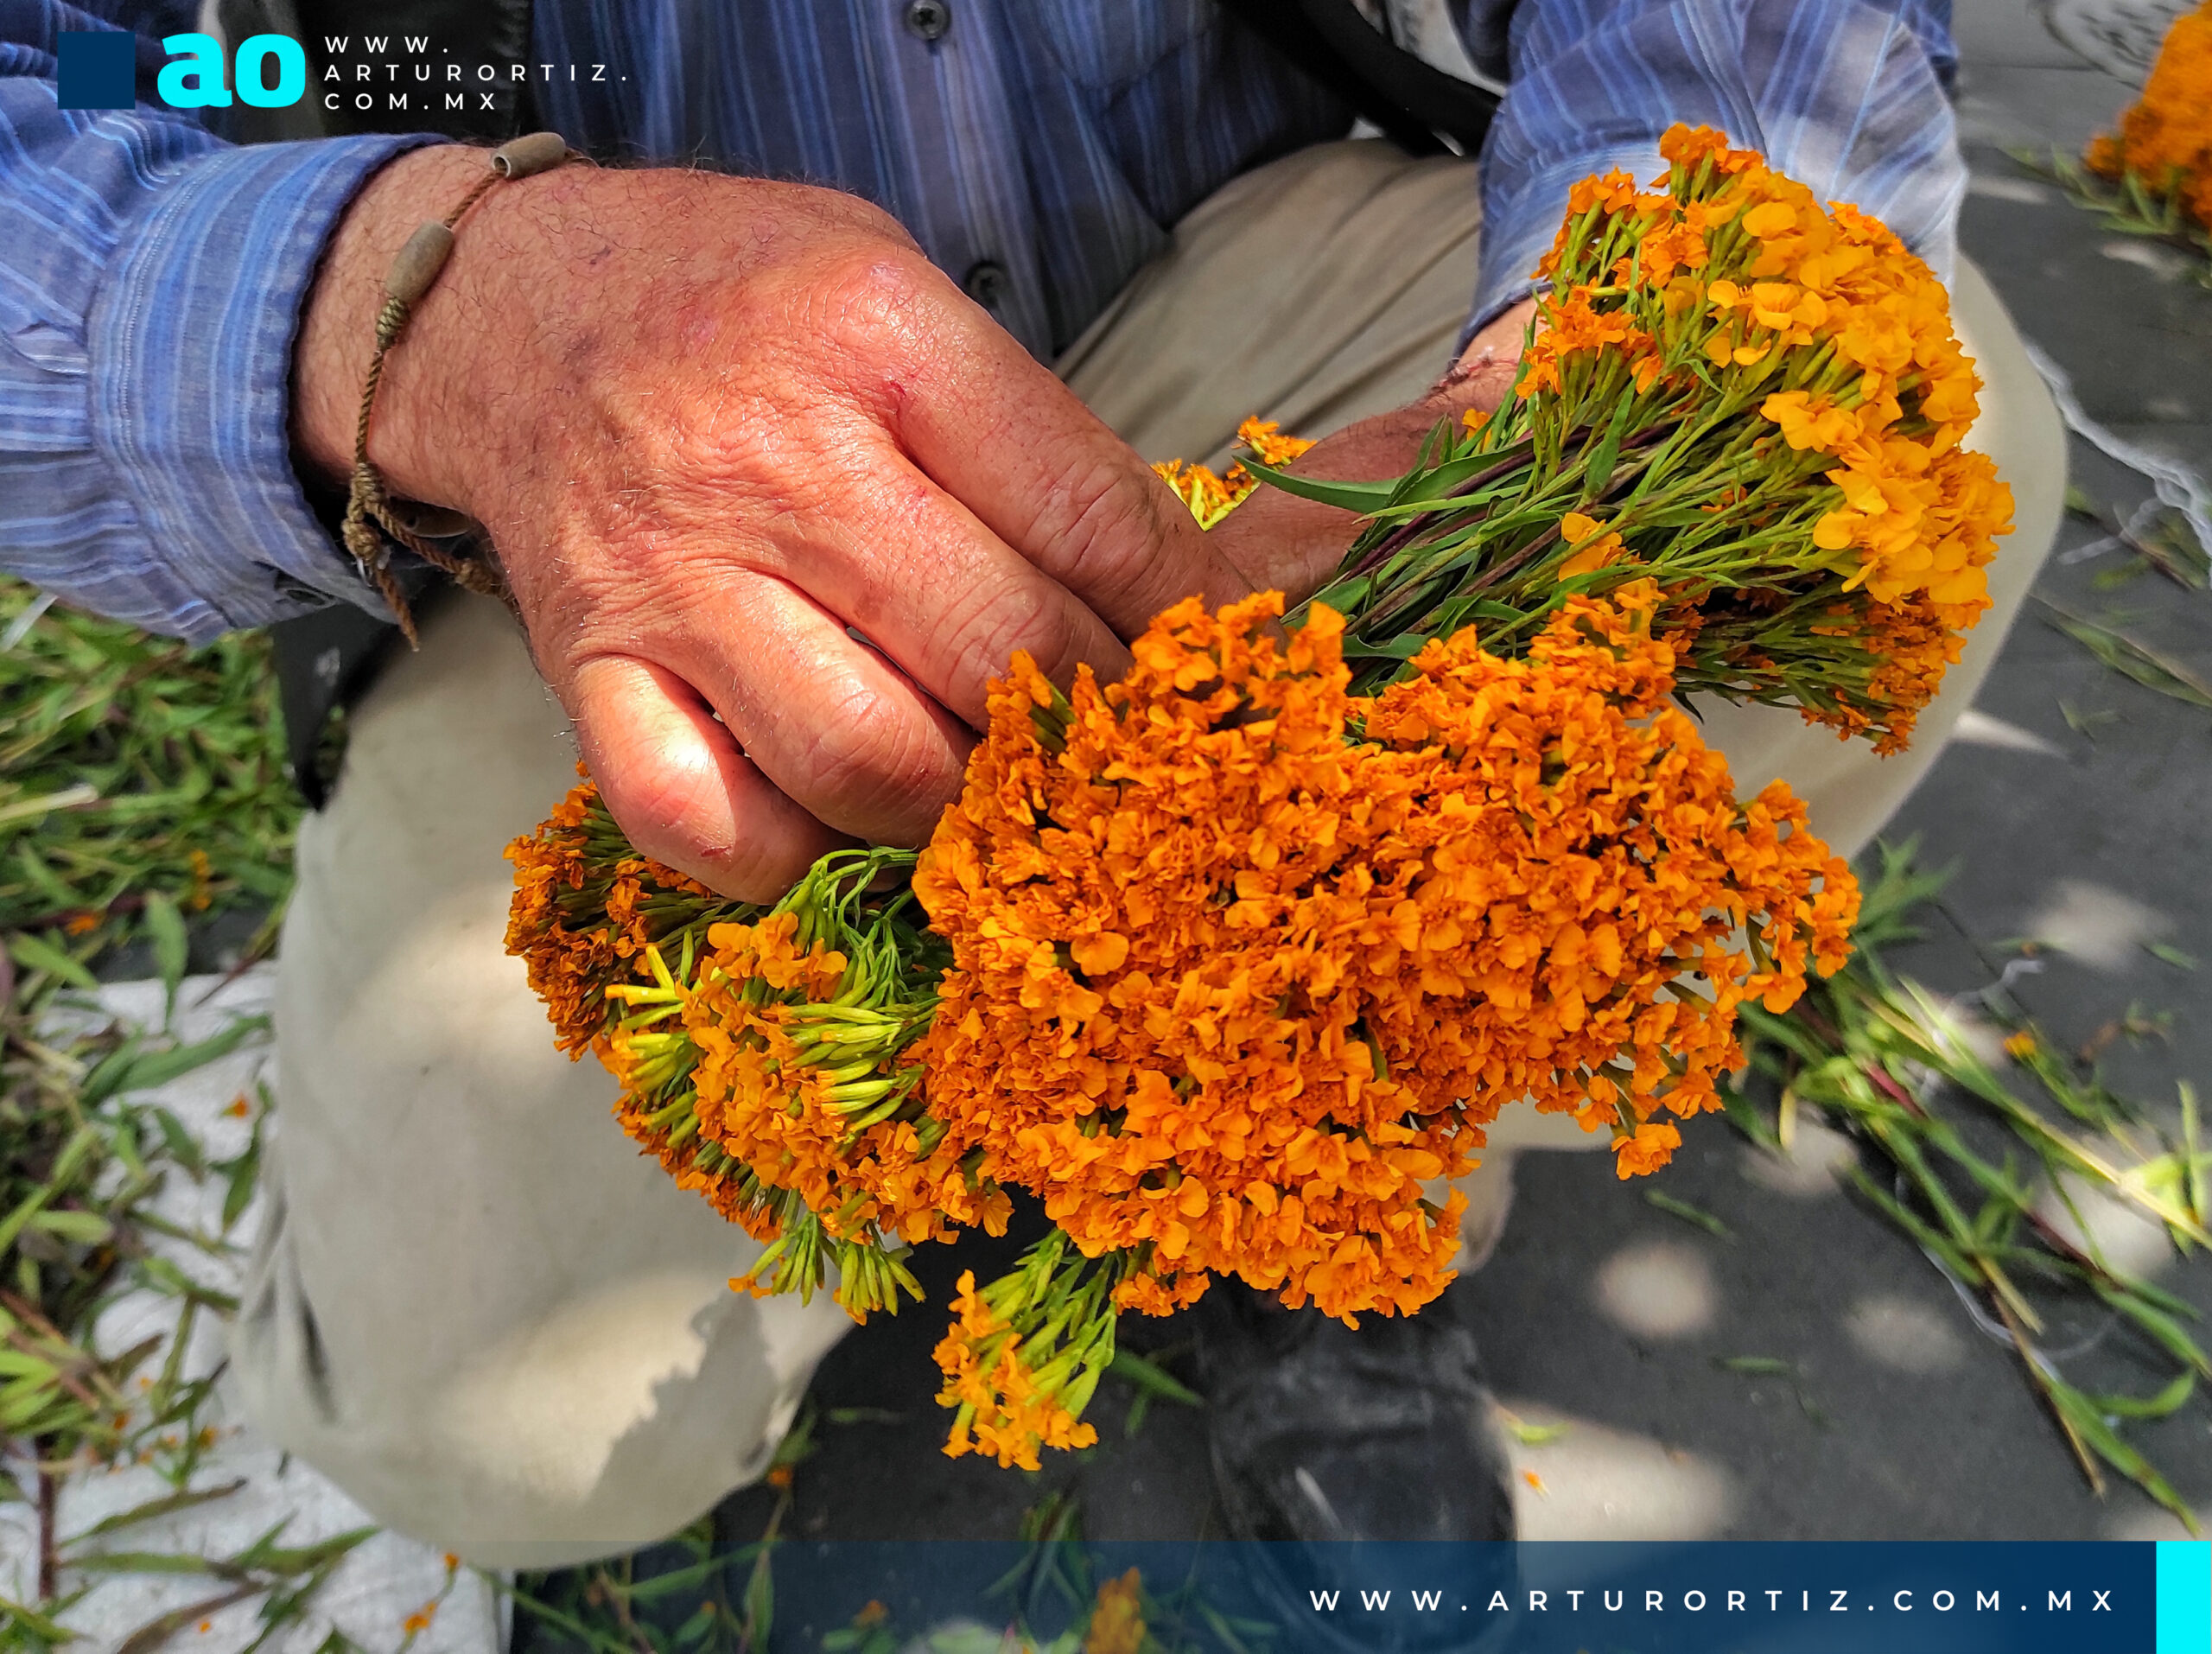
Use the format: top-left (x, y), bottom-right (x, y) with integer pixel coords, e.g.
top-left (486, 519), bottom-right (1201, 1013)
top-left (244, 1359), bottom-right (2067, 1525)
top-left (696, 0), bottom-right (2212, 1578)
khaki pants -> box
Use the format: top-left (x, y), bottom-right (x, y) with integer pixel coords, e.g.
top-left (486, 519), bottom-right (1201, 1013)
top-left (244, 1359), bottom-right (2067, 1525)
top-left (233, 140), bottom-right (2066, 1566)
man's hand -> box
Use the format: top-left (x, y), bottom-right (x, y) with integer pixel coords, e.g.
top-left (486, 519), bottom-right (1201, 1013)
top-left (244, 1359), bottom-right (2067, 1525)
top-left (1207, 298), bottom-right (1539, 601)
top-left (296, 148), bottom-right (1252, 900)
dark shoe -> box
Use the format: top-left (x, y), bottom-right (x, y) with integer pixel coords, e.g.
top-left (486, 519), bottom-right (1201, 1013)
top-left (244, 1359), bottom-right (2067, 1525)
top-left (1195, 1282), bottom-right (1516, 1542)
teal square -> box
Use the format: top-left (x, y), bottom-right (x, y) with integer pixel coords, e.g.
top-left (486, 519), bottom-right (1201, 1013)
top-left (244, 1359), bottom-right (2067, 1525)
top-left (2159, 1541), bottom-right (2211, 1654)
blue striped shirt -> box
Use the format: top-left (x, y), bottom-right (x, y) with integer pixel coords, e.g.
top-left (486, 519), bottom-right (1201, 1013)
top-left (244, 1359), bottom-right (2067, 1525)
top-left (0, 0), bottom-right (1962, 641)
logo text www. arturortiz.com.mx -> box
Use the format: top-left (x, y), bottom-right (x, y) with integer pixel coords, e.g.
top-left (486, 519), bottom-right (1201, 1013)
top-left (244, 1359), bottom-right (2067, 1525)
top-left (54, 31), bottom-right (616, 114)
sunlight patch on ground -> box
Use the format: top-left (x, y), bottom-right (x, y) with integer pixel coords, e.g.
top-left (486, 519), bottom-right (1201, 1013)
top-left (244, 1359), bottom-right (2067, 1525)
top-left (2022, 879), bottom-right (2168, 970)
top-left (1950, 708), bottom-right (2062, 754)
top-left (1844, 1292), bottom-right (1971, 1375)
top-left (1593, 1239), bottom-right (1718, 1339)
top-left (1495, 1400), bottom-right (1737, 1540)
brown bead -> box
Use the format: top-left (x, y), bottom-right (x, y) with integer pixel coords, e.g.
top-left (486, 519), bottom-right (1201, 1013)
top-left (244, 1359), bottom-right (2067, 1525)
top-left (385, 221), bottom-right (455, 307)
top-left (493, 131), bottom-right (572, 180)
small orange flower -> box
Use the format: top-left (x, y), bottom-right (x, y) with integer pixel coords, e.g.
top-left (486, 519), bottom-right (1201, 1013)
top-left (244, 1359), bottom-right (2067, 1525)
top-left (1236, 416), bottom-right (1317, 468)
top-left (1557, 511), bottom-right (1628, 581)
top-left (1085, 1568), bottom-right (1147, 1654)
top-left (1615, 1120), bottom-right (1683, 1179)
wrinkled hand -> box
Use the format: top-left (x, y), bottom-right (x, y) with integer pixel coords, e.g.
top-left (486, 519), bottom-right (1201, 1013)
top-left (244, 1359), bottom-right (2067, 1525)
top-left (1206, 298), bottom-right (1539, 602)
top-left (296, 148), bottom-right (1251, 900)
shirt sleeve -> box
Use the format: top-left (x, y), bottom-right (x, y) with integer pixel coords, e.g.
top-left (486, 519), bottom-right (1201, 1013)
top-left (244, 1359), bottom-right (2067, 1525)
top-left (0, 2), bottom-right (437, 641)
top-left (1464, 0), bottom-right (1964, 334)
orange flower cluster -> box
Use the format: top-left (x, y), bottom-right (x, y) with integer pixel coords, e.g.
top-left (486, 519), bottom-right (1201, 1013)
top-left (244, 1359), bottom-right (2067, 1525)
top-left (504, 775), bottom-right (719, 1056)
top-left (1496, 125), bottom-right (2016, 753)
top-left (1084, 1569), bottom-right (1147, 1654)
top-left (2087, 1), bottom-right (2212, 233)
top-left (932, 1269), bottom-right (1100, 1471)
top-left (594, 857), bottom-right (1001, 1320)
top-left (674, 912), bottom-right (1003, 1256)
top-left (1149, 417), bottom-right (1314, 530)
top-left (914, 585), bottom-right (1856, 1322)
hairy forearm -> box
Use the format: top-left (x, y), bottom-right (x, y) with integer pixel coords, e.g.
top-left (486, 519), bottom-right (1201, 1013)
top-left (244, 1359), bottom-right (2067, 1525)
top-left (294, 144), bottom-right (499, 503)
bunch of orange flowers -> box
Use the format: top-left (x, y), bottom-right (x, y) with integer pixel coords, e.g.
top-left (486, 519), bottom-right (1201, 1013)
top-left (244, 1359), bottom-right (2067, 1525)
top-left (915, 582), bottom-right (1851, 1337)
top-left (1281, 124), bottom-right (2012, 754)
top-left (505, 125), bottom-right (2008, 1473)
top-left (2085, 0), bottom-right (2212, 239)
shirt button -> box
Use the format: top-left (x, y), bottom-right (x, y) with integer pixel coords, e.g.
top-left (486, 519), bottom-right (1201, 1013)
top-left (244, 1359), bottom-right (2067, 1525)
top-left (963, 259), bottom-right (1008, 309)
top-left (904, 0), bottom-right (952, 41)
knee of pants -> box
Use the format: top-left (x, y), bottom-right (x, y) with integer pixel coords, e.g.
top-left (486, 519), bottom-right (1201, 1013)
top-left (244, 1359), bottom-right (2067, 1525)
top-left (229, 1194), bottom-right (846, 1568)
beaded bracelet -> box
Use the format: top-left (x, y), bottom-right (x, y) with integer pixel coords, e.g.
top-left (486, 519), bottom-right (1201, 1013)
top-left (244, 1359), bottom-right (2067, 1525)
top-left (340, 131), bottom-right (576, 643)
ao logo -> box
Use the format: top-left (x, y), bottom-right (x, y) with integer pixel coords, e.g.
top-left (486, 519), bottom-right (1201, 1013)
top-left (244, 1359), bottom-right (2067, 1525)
top-left (54, 29), bottom-right (308, 111)
top-left (156, 33), bottom-right (310, 108)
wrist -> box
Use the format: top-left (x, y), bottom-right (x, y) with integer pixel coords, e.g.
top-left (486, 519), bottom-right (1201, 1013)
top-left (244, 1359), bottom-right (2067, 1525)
top-left (294, 143), bottom-right (531, 514)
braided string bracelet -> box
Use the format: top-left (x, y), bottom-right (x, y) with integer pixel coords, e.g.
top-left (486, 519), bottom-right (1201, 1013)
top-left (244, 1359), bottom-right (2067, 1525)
top-left (340, 130), bottom-right (577, 643)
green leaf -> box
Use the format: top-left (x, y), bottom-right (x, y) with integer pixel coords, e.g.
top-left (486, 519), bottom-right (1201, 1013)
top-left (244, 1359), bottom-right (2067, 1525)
top-left (1501, 1415), bottom-right (1571, 1446)
top-left (1242, 462), bottom-right (1401, 512)
top-left (152, 1107), bottom-right (207, 1180)
top-left (90, 1016), bottom-right (267, 1104)
top-left (1644, 1189), bottom-right (1732, 1239)
top-left (741, 1551), bottom-right (774, 1645)
top-left (1107, 1347), bottom-right (1202, 1407)
top-left (2040, 601), bottom-right (2212, 709)
top-left (1123, 1390), bottom-right (1151, 1439)
top-left (1716, 1355), bottom-right (1795, 1376)
top-left (7, 928), bottom-right (96, 991)
top-left (62, 1480), bottom-right (247, 1549)
top-left (143, 890), bottom-right (188, 1030)
top-left (2146, 942), bottom-right (2198, 970)
top-left (2088, 1370), bottom-right (2196, 1421)
top-left (217, 1116), bottom-right (263, 1233)
top-left (28, 1209), bottom-right (114, 1247)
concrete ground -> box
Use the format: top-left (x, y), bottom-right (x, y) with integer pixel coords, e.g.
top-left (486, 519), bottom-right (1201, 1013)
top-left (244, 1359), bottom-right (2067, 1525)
top-left (523, 5), bottom-right (2212, 1642)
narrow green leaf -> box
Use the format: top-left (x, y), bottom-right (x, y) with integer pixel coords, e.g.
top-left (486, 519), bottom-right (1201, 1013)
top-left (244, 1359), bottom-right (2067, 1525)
top-left (102, 1017), bottom-right (267, 1101)
top-left (1716, 1355), bottom-right (1794, 1376)
top-left (63, 1480), bottom-right (247, 1549)
top-left (1106, 1347), bottom-right (1202, 1408)
top-left (151, 1107), bottom-right (207, 1181)
top-left (8, 928), bottom-right (96, 990)
top-left (28, 1209), bottom-right (114, 1247)
top-left (1644, 1189), bottom-right (1733, 1239)
top-left (143, 889), bottom-right (188, 1030)
top-left (218, 1118), bottom-right (262, 1233)
top-left (2089, 1370), bottom-right (2196, 1421)
top-left (1242, 461), bottom-right (1401, 512)
top-left (2041, 602), bottom-right (2212, 709)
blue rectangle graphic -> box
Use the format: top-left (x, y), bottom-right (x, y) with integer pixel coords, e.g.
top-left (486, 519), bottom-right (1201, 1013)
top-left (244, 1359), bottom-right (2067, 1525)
top-left (2160, 1542), bottom-right (2211, 1654)
top-left (55, 31), bottom-right (137, 111)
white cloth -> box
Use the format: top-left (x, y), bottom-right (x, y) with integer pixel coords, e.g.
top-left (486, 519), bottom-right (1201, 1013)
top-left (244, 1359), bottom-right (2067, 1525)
top-left (236, 141), bottom-right (2064, 1563)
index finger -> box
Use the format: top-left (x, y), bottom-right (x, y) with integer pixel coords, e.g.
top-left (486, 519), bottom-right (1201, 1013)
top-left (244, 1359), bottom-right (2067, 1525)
top-left (884, 296), bottom-right (1255, 637)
